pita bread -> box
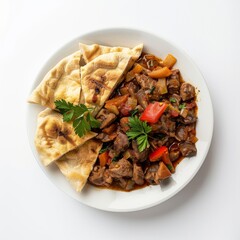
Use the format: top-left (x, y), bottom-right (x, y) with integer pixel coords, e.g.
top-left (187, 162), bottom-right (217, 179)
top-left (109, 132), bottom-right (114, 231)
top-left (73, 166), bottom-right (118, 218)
top-left (35, 108), bottom-right (97, 166)
top-left (28, 51), bottom-right (82, 109)
top-left (79, 43), bottom-right (143, 63)
top-left (80, 52), bottom-right (132, 116)
top-left (56, 139), bottom-right (102, 192)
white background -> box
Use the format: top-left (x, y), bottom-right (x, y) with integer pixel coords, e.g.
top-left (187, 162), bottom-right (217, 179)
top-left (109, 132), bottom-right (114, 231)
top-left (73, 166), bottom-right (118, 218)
top-left (0, 0), bottom-right (239, 239)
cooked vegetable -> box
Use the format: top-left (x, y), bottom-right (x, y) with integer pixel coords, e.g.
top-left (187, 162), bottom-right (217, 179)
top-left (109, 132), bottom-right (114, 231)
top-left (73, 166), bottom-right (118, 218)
top-left (149, 146), bottom-right (168, 162)
top-left (156, 78), bottom-right (168, 94)
top-left (99, 151), bottom-right (110, 167)
top-left (140, 102), bottom-right (168, 123)
top-left (105, 94), bottom-right (129, 107)
top-left (126, 116), bottom-right (152, 152)
top-left (126, 63), bottom-right (143, 82)
top-left (105, 103), bottom-right (119, 115)
top-left (148, 67), bottom-right (172, 79)
top-left (55, 99), bottom-right (100, 137)
top-left (163, 54), bottom-right (177, 69)
top-left (157, 162), bottom-right (172, 180)
top-left (162, 151), bottom-right (175, 173)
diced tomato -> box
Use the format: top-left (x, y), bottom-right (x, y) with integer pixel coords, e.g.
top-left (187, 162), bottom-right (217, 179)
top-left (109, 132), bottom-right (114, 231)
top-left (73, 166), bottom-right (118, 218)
top-left (149, 146), bottom-right (168, 162)
top-left (140, 102), bottom-right (168, 123)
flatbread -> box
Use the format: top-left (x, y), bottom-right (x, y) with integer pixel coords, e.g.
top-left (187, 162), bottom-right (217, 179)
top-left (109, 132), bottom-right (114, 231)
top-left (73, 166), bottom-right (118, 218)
top-left (28, 51), bottom-right (82, 109)
top-left (56, 139), bottom-right (102, 192)
top-left (80, 52), bottom-right (132, 116)
top-left (79, 43), bottom-right (143, 63)
top-left (35, 108), bottom-right (97, 166)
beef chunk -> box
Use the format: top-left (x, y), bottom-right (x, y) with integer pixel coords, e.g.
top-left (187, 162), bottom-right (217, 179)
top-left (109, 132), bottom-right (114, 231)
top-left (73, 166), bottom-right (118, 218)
top-left (145, 164), bottom-right (159, 185)
top-left (133, 163), bottom-right (144, 185)
top-left (136, 89), bottom-right (149, 109)
top-left (175, 125), bottom-right (188, 141)
top-left (88, 166), bottom-right (113, 187)
top-left (135, 74), bottom-right (155, 89)
top-left (131, 140), bottom-right (149, 162)
top-left (180, 82), bottom-right (195, 101)
top-left (113, 131), bottom-right (129, 155)
top-left (167, 69), bottom-right (180, 94)
top-left (97, 109), bottom-right (117, 129)
top-left (179, 142), bottom-right (197, 157)
top-left (109, 158), bottom-right (133, 178)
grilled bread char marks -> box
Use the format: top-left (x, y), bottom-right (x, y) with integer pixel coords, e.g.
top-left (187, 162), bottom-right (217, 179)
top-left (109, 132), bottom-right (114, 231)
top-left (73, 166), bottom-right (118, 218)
top-left (35, 108), bottom-right (97, 166)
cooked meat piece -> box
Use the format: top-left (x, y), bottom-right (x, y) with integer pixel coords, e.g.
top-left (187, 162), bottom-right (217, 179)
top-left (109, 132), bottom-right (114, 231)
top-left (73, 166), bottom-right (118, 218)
top-left (133, 164), bottom-right (144, 185)
top-left (175, 125), bottom-right (188, 141)
top-left (180, 82), bottom-right (195, 101)
top-left (115, 177), bottom-right (128, 189)
top-left (113, 131), bottom-right (129, 155)
top-left (151, 114), bottom-right (176, 135)
top-left (96, 109), bottom-right (117, 129)
top-left (145, 164), bottom-right (159, 185)
top-left (126, 81), bottom-right (139, 97)
top-left (149, 136), bottom-right (169, 149)
top-left (88, 166), bottom-right (113, 187)
top-left (167, 69), bottom-right (180, 94)
top-left (125, 179), bottom-right (135, 191)
top-left (179, 109), bottom-right (197, 124)
top-left (179, 142), bottom-right (197, 157)
top-left (155, 162), bottom-right (171, 182)
top-left (170, 93), bottom-right (181, 107)
top-left (135, 73), bottom-right (155, 89)
top-left (96, 132), bottom-right (117, 142)
top-left (169, 142), bottom-right (180, 161)
top-left (109, 158), bottom-right (133, 178)
top-left (120, 117), bottom-right (130, 132)
top-left (131, 140), bottom-right (149, 162)
top-left (136, 89), bottom-right (149, 109)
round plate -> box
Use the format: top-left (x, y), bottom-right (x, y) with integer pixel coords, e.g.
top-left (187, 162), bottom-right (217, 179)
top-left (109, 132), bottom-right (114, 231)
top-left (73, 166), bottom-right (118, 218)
top-left (27, 28), bottom-right (214, 212)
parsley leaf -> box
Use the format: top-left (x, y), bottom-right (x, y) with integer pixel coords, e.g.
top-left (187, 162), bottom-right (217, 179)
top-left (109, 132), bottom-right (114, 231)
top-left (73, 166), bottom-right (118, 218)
top-left (179, 103), bottom-right (186, 110)
top-left (130, 108), bottom-right (139, 117)
top-left (169, 97), bottom-right (176, 103)
top-left (55, 99), bottom-right (100, 137)
top-left (126, 116), bottom-right (152, 152)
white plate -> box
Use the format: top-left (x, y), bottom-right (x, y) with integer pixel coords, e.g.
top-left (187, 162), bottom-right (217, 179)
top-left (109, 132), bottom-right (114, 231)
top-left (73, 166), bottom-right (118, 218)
top-left (27, 28), bottom-right (214, 212)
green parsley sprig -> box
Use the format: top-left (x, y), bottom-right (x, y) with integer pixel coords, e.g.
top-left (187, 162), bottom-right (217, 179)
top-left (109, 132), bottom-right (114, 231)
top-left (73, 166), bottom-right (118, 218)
top-left (55, 99), bottom-right (100, 137)
top-left (126, 116), bottom-right (152, 152)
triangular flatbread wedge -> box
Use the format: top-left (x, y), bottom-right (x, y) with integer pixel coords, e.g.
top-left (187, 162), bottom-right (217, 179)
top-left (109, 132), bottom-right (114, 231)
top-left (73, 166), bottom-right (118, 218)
top-left (35, 108), bottom-right (97, 166)
top-left (79, 43), bottom-right (143, 63)
top-left (56, 139), bottom-right (102, 192)
top-left (28, 51), bottom-right (82, 109)
top-left (80, 52), bottom-right (132, 116)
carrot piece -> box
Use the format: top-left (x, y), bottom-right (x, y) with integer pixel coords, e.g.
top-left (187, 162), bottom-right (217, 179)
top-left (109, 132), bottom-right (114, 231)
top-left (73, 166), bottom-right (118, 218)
top-left (105, 94), bottom-right (129, 107)
top-left (148, 67), bottom-right (172, 79)
top-left (99, 151), bottom-right (110, 167)
top-left (163, 54), bottom-right (177, 69)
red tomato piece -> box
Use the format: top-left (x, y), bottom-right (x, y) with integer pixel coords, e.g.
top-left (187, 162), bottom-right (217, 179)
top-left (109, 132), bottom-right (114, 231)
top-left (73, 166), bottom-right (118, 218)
top-left (140, 102), bottom-right (168, 123)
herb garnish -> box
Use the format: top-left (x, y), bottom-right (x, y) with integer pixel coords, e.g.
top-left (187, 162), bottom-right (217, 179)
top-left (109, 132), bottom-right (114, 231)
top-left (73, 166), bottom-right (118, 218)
top-left (149, 86), bottom-right (155, 94)
top-left (130, 108), bottom-right (139, 117)
top-left (169, 97), bottom-right (176, 103)
top-left (55, 99), bottom-right (100, 137)
top-left (126, 116), bottom-right (152, 152)
top-left (179, 103), bottom-right (186, 110)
